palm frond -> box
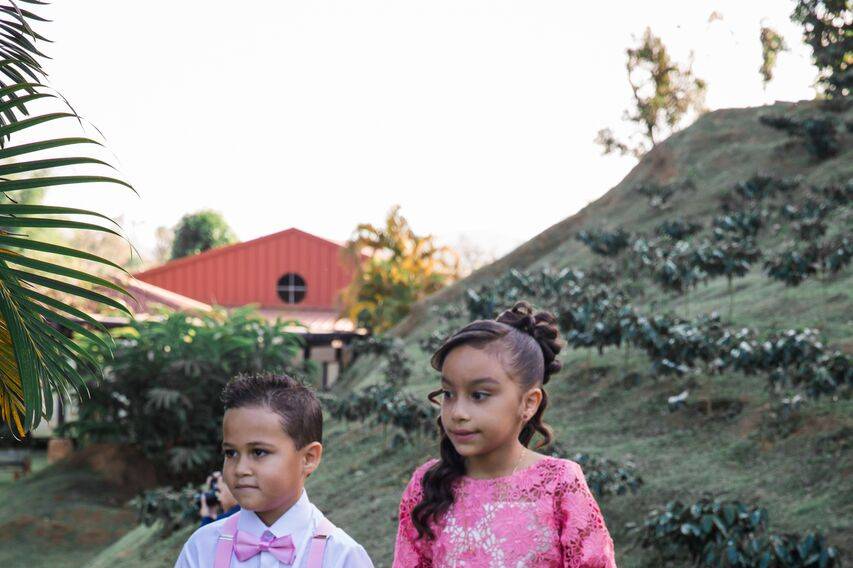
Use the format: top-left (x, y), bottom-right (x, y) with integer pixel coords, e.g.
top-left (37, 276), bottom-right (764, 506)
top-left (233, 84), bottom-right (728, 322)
top-left (0, 1), bottom-right (133, 436)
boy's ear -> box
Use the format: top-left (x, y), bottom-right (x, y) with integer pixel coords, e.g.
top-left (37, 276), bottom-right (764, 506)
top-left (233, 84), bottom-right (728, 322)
top-left (301, 441), bottom-right (323, 478)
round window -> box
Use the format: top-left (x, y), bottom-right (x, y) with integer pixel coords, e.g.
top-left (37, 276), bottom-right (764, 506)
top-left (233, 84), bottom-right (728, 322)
top-left (276, 273), bottom-right (306, 304)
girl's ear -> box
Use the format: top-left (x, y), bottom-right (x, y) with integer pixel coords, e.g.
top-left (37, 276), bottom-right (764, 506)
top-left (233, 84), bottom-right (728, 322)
top-left (301, 442), bottom-right (323, 478)
top-left (521, 387), bottom-right (543, 421)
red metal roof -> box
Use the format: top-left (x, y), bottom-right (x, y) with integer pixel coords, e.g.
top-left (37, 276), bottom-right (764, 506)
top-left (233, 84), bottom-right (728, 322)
top-left (134, 227), bottom-right (356, 312)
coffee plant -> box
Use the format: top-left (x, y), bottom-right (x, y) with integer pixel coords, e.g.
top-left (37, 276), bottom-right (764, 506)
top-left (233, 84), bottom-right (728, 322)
top-left (544, 442), bottom-right (643, 499)
top-left (656, 219), bottom-right (704, 240)
top-left (759, 114), bottom-right (840, 160)
top-left (633, 494), bottom-right (840, 567)
top-left (720, 175), bottom-right (800, 212)
top-left (635, 179), bottom-right (697, 210)
top-left (130, 484), bottom-right (200, 537)
top-left (322, 384), bottom-right (436, 445)
top-left (764, 234), bottom-right (853, 286)
top-left (764, 243), bottom-right (821, 286)
top-left (651, 241), bottom-right (706, 294)
top-left (820, 233), bottom-right (852, 274)
top-left (577, 228), bottom-right (632, 257)
top-left (712, 211), bottom-right (765, 239)
top-left (811, 180), bottom-right (851, 207)
top-left (351, 334), bottom-right (403, 358)
top-left (779, 199), bottom-right (831, 223)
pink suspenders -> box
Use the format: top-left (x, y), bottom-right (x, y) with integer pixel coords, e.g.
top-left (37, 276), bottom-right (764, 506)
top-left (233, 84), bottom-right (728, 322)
top-left (213, 512), bottom-right (335, 568)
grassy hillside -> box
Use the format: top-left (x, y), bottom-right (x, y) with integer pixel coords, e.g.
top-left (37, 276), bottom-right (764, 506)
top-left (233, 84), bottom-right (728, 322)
top-left (13, 97), bottom-right (852, 568)
top-left (0, 446), bottom-right (141, 568)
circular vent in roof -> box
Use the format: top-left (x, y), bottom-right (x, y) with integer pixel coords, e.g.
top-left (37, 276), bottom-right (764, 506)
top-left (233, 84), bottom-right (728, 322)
top-left (276, 272), bottom-right (306, 304)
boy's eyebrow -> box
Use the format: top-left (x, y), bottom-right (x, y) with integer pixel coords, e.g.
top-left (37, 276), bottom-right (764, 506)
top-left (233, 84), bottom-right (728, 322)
top-left (221, 440), bottom-right (275, 448)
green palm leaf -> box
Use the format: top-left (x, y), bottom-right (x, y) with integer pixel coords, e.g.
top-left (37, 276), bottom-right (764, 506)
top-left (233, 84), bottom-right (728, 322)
top-left (0, 0), bottom-right (133, 436)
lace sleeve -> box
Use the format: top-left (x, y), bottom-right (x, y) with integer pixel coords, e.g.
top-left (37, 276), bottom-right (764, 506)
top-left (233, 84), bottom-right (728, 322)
top-left (392, 461), bottom-right (435, 568)
top-left (558, 461), bottom-right (617, 568)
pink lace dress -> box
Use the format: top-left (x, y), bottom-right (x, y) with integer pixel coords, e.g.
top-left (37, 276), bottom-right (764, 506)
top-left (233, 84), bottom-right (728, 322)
top-left (392, 456), bottom-right (617, 568)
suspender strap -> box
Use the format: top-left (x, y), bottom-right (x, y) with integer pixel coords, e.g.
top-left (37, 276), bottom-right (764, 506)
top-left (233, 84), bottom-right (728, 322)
top-left (214, 513), bottom-right (241, 568)
top-left (306, 517), bottom-right (336, 568)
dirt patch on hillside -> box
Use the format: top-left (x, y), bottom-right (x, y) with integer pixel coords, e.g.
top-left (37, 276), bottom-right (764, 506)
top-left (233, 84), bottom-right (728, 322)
top-left (66, 443), bottom-right (158, 499)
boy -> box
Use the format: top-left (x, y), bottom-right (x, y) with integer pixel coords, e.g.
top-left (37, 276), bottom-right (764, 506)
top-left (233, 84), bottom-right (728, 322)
top-left (175, 374), bottom-right (374, 568)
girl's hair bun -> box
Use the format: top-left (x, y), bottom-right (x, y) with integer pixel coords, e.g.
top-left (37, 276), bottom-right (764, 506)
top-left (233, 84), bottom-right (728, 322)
top-left (496, 300), bottom-right (564, 383)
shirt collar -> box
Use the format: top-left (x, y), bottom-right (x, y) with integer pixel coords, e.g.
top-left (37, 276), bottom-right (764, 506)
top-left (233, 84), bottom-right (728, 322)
top-left (237, 489), bottom-right (314, 539)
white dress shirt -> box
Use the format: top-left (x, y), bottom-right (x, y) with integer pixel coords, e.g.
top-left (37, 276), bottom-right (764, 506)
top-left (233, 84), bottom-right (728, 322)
top-left (175, 490), bottom-right (374, 568)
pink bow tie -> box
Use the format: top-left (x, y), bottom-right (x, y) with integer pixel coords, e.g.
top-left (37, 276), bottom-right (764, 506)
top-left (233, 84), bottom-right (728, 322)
top-left (234, 530), bottom-right (296, 564)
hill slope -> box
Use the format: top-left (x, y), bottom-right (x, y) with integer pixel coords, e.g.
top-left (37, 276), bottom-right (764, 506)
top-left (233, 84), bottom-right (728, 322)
top-left (84, 97), bottom-right (851, 568)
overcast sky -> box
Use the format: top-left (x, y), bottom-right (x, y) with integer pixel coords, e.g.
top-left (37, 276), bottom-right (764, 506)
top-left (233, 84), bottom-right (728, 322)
top-left (33, 1), bottom-right (817, 261)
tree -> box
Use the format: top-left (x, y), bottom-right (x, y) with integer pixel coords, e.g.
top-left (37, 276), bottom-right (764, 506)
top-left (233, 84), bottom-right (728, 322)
top-left (170, 210), bottom-right (237, 260)
top-left (341, 205), bottom-right (458, 332)
top-left (791, 0), bottom-right (852, 98)
top-left (0, 2), bottom-right (132, 436)
top-left (597, 28), bottom-right (707, 158)
top-left (759, 26), bottom-right (788, 87)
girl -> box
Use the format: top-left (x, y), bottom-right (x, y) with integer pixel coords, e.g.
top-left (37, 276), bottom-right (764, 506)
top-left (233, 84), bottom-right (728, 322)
top-left (393, 301), bottom-right (617, 567)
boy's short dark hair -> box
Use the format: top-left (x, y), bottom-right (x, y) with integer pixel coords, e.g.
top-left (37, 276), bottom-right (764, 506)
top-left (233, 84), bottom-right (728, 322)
top-left (221, 373), bottom-right (322, 448)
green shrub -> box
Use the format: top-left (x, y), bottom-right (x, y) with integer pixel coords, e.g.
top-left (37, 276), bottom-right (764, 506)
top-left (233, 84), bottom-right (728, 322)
top-left (61, 307), bottom-right (310, 483)
top-left (759, 115), bottom-right (840, 161)
top-left (321, 384), bottom-right (436, 446)
top-left (656, 219), bottom-right (704, 240)
top-left (545, 443), bottom-right (643, 499)
top-left (635, 179), bottom-right (696, 210)
top-left (577, 228), bottom-right (632, 257)
top-left (130, 485), bottom-right (198, 537)
top-left (633, 494), bottom-right (841, 567)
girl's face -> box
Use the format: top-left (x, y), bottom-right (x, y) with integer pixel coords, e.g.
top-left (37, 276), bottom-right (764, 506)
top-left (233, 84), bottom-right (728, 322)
top-left (439, 344), bottom-right (541, 459)
top-left (222, 405), bottom-right (322, 526)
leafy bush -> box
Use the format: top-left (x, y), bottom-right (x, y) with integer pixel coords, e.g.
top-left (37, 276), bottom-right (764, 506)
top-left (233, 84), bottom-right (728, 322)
top-left (779, 199), bottom-right (830, 222)
top-left (633, 494), bottom-right (841, 567)
top-left (633, 495), bottom-right (768, 565)
top-left (820, 234), bottom-right (852, 274)
top-left (383, 343), bottom-right (414, 387)
top-left (130, 485), bottom-right (198, 537)
top-left (652, 241), bottom-right (706, 294)
top-left (656, 219), bottom-right (704, 240)
top-left (627, 312), bottom-right (724, 376)
top-left (811, 180), bottom-right (852, 207)
top-left (635, 179), bottom-right (697, 210)
top-left (713, 211), bottom-right (764, 239)
top-left (693, 239), bottom-right (762, 284)
top-left (728, 175), bottom-right (800, 205)
top-left (765, 244), bottom-right (820, 286)
top-left (61, 307), bottom-right (309, 483)
top-left (576, 228), bottom-right (632, 257)
top-left (351, 334), bottom-right (403, 358)
top-left (465, 267), bottom-right (586, 320)
top-left (715, 328), bottom-right (851, 398)
top-left (759, 115), bottom-right (840, 160)
top-left (545, 442), bottom-right (643, 499)
top-left (322, 384), bottom-right (436, 446)
top-left (557, 287), bottom-right (633, 354)
top-left (765, 234), bottom-right (851, 284)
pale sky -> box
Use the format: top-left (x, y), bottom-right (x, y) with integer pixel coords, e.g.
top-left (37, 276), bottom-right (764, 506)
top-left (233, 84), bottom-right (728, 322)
top-left (31, 1), bottom-right (817, 262)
